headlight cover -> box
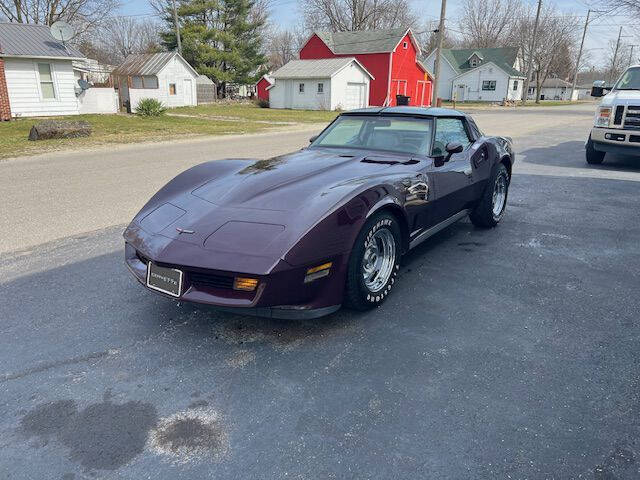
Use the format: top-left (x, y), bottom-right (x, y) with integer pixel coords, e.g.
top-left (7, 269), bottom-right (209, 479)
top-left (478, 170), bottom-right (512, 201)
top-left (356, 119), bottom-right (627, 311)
top-left (595, 107), bottom-right (611, 127)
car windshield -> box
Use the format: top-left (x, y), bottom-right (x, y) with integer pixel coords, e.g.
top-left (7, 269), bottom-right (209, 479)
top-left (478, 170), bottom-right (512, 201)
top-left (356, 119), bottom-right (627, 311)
top-left (311, 115), bottom-right (433, 156)
top-left (614, 67), bottom-right (640, 90)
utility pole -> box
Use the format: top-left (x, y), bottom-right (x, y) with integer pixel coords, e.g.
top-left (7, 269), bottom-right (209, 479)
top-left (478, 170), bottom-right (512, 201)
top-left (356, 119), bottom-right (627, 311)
top-left (432, 0), bottom-right (447, 107)
top-left (571, 9), bottom-right (591, 102)
top-left (171, 0), bottom-right (183, 56)
top-left (522, 0), bottom-right (543, 104)
top-left (609, 27), bottom-right (624, 84)
top-left (628, 44), bottom-right (638, 66)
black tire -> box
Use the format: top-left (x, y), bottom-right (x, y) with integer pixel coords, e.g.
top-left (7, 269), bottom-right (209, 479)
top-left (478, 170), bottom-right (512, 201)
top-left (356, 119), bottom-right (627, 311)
top-left (344, 212), bottom-right (402, 311)
top-left (469, 163), bottom-right (510, 228)
top-left (586, 136), bottom-right (605, 165)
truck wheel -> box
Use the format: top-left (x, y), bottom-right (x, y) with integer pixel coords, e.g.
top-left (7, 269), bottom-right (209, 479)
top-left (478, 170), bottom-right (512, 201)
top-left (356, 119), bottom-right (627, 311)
top-left (469, 163), bottom-right (510, 228)
top-left (586, 136), bottom-right (605, 165)
top-left (345, 212), bottom-right (401, 311)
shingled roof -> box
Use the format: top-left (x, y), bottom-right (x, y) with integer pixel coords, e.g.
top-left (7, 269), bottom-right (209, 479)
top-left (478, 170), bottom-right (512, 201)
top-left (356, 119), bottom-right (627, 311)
top-left (314, 27), bottom-right (414, 55)
top-left (0, 22), bottom-right (84, 59)
top-left (439, 47), bottom-right (524, 77)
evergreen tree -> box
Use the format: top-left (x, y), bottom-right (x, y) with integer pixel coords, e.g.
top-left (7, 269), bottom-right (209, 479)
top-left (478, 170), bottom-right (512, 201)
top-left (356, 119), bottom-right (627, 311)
top-left (161, 0), bottom-right (267, 97)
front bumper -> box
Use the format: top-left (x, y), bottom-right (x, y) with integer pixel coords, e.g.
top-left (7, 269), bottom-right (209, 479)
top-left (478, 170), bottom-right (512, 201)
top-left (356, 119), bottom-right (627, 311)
top-left (590, 127), bottom-right (640, 156)
top-left (125, 243), bottom-right (345, 319)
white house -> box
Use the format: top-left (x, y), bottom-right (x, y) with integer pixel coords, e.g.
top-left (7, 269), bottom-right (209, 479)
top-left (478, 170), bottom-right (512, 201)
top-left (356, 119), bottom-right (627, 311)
top-left (111, 52), bottom-right (199, 112)
top-left (0, 22), bottom-right (117, 119)
top-left (269, 57), bottom-right (374, 111)
top-left (526, 77), bottom-right (579, 101)
top-left (422, 47), bottom-right (525, 102)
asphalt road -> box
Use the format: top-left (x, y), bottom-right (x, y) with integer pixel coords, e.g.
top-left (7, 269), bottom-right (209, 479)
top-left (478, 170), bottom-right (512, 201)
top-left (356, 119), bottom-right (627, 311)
top-left (1, 104), bottom-right (640, 479)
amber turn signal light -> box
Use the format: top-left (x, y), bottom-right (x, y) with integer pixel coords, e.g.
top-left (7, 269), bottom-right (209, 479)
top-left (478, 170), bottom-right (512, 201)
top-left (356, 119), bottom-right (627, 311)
top-left (233, 277), bottom-right (259, 291)
top-left (304, 262), bottom-right (332, 283)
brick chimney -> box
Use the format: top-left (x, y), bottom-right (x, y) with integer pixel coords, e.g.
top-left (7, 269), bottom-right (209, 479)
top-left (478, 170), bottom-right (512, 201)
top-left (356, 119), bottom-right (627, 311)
top-left (0, 58), bottom-right (12, 121)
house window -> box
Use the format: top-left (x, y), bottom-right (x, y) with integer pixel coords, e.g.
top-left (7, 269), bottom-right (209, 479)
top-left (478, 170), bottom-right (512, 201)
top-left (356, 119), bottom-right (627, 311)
top-left (470, 59), bottom-right (478, 68)
top-left (482, 80), bottom-right (496, 91)
top-left (299, 83), bottom-right (305, 93)
top-left (169, 83), bottom-right (177, 95)
top-left (513, 80), bottom-right (518, 91)
top-left (132, 76), bottom-right (144, 88)
top-left (37, 63), bottom-right (56, 99)
top-left (317, 83), bottom-right (324, 93)
top-left (403, 41), bottom-right (408, 49)
top-left (143, 76), bottom-right (158, 88)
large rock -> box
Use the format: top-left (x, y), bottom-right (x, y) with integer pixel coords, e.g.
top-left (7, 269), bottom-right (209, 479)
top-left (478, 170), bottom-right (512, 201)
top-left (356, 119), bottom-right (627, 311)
top-left (28, 120), bottom-right (92, 141)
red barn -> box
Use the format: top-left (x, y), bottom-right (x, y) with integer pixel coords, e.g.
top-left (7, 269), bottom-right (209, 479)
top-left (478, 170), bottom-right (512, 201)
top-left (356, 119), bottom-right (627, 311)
top-left (299, 27), bottom-right (432, 107)
top-left (256, 74), bottom-right (273, 102)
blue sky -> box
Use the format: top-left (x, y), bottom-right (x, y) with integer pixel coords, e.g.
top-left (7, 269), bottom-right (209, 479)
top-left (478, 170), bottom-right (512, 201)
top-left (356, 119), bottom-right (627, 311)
top-left (118, 0), bottom-right (638, 67)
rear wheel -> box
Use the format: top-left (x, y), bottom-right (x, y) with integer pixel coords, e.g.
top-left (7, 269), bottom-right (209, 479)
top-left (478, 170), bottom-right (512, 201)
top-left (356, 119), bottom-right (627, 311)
top-left (469, 163), bottom-right (510, 228)
top-left (345, 212), bottom-right (401, 311)
top-left (586, 136), bottom-right (605, 165)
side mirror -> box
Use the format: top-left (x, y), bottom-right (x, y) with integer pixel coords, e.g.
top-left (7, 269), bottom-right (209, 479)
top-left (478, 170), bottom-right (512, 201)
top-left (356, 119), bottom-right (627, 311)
top-left (591, 80), bottom-right (606, 98)
top-left (309, 135), bottom-right (318, 143)
top-left (445, 142), bottom-right (464, 161)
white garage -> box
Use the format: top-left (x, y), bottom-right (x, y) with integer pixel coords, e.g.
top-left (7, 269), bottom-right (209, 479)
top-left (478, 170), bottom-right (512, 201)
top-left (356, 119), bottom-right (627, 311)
top-left (268, 57), bottom-right (373, 111)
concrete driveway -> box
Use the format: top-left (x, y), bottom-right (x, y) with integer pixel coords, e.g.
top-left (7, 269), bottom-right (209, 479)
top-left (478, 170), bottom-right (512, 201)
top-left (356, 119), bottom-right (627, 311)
top-left (1, 104), bottom-right (639, 479)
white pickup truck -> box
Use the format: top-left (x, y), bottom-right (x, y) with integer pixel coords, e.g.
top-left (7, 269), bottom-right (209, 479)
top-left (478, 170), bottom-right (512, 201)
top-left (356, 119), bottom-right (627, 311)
top-left (586, 65), bottom-right (640, 164)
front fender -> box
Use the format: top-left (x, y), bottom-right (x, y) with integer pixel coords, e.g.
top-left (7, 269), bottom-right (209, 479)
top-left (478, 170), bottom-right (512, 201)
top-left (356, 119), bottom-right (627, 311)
top-left (283, 173), bottom-right (422, 266)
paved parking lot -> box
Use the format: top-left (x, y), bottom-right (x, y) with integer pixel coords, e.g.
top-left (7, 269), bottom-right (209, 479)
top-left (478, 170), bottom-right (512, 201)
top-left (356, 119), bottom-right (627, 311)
top-left (1, 104), bottom-right (639, 479)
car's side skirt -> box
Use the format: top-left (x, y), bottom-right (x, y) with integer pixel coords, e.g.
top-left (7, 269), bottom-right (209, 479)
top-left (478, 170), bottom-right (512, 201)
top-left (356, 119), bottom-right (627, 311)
top-left (409, 209), bottom-right (472, 250)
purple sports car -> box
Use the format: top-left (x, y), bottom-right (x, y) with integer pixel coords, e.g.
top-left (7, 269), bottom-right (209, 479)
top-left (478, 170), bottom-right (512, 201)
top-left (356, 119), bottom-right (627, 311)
top-left (124, 106), bottom-right (514, 318)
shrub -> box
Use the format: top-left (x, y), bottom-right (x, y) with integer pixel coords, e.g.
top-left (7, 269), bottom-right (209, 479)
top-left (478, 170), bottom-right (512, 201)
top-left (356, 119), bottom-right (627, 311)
top-left (255, 98), bottom-right (269, 108)
top-left (136, 98), bottom-right (167, 117)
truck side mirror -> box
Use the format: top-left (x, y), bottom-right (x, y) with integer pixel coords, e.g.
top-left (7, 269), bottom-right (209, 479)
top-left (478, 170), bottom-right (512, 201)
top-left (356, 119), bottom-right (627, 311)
top-left (591, 81), bottom-right (606, 98)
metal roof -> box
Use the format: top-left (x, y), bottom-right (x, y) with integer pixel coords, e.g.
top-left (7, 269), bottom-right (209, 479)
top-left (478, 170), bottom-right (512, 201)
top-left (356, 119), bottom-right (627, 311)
top-left (272, 57), bottom-right (373, 79)
top-left (315, 27), bottom-right (410, 55)
top-left (0, 22), bottom-right (84, 59)
top-left (112, 52), bottom-right (196, 76)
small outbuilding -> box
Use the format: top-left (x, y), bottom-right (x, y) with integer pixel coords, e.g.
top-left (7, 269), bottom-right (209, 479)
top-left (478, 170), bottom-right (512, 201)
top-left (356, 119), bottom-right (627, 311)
top-left (269, 57), bottom-right (373, 111)
top-left (196, 74), bottom-right (217, 104)
top-left (256, 74), bottom-right (273, 102)
top-left (111, 52), bottom-right (198, 112)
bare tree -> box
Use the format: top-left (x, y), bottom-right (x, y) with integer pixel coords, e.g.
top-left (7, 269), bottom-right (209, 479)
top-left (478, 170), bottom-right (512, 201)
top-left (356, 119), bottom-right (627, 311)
top-left (300, 0), bottom-right (417, 32)
top-left (457, 0), bottom-right (522, 48)
top-left (265, 27), bottom-right (305, 69)
top-left (100, 16), bottom-right (162, 61)
top-left (0, 0), bottom-right (119, 37)
top-left (605, 39), bottom-right (631, 83)
top-left (516, 4), bottom-right (580, 102)
top-left (420, 20), bottom-right (459, 54)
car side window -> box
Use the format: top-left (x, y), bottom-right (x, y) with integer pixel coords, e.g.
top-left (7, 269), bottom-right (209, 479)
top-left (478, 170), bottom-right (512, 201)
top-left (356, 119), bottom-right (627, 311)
top-left (432, 118), bottom-right (472, 156)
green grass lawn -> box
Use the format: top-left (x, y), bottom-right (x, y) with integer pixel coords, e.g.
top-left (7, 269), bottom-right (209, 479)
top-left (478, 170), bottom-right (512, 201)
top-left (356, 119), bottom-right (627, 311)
top-left (172, 103), bottom-right (340, 123)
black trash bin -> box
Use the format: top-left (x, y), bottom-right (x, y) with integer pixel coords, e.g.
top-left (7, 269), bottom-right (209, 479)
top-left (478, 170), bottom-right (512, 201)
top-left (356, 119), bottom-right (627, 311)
top-left (396, 94), bottom-right (410, 106)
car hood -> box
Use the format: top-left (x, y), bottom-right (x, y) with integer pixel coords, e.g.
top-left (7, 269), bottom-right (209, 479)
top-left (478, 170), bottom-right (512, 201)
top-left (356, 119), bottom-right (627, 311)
top-left (125, 147), bottom-right (420, 274)
top-left (601, 90), bottom-right (640, 106)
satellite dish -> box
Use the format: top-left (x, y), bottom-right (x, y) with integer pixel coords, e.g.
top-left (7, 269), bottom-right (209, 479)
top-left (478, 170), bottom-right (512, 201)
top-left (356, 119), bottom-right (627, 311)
top-left (50, 21), bottom-right (75, 44)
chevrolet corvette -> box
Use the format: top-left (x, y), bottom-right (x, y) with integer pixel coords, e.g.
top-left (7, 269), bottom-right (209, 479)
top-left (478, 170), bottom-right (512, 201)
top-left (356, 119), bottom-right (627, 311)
top-left (124, 106), bottom-right (514, 318)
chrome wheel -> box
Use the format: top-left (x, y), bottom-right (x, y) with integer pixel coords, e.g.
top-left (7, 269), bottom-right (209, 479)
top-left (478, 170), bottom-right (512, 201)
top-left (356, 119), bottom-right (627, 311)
top-left (362, 228), bottom-right (396, 293)
top-left (492, 173), bottom-right (507, 217)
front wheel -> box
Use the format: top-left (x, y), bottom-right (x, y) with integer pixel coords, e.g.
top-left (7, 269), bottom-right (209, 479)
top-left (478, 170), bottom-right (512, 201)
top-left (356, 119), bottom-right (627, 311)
top-left (345, 212), bottom-right (402, 311)
top-left (586, 136), bottom-right (605, 165)
top-left (470, 163), bottom-right (510, 228)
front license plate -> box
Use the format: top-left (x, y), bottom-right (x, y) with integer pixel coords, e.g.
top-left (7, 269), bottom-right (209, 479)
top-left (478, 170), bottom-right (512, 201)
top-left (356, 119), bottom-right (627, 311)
top-left (146, 262), bottom-right (183, 298)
